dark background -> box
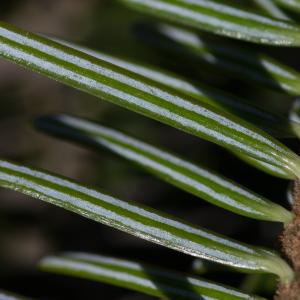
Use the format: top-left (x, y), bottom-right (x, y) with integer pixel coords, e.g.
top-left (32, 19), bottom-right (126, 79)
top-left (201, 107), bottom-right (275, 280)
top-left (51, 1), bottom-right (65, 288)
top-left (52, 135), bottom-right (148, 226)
top-left (0, 1), bottom-right (299, 299)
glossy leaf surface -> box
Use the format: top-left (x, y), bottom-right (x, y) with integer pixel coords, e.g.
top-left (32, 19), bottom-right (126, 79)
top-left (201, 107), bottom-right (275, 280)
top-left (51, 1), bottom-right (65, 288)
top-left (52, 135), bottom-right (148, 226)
top-left (49, 40), bottom-right (298, 179)
top-left (275, 0), bottom-right (300, 12)
top-left (254, 0), bottom-right (290, 19)
top-left (40, 252), bottom-right (266, 300)
top-left (231, 151), bottom-right (294, 179)
top-left (289, 98), bottom-right (300, 139)
top-left (35, 114), bottom-right (293, 223)
top-left (0, 159), bottom-right (294, 281)
top-left (0, 291), bottom-right (32, 300)
top-left (120, 0), bottom-right (300, 46)
top-left (135, 23), bottom-right (300, 96)
top-left (0, 22), bottom-right (300, 178)
top-left (53, 38), bottom-right (299, 139)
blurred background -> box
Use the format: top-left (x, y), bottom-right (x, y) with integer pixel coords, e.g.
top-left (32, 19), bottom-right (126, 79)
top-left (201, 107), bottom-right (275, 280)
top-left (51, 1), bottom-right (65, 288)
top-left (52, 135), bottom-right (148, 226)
top-left (0, 0), bottom-right (299, 299)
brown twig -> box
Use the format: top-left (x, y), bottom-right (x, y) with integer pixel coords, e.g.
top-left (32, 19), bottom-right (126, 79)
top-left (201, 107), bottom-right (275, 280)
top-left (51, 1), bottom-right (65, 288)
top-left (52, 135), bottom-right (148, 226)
top-left (275, 180), bottom-right (300, 300)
